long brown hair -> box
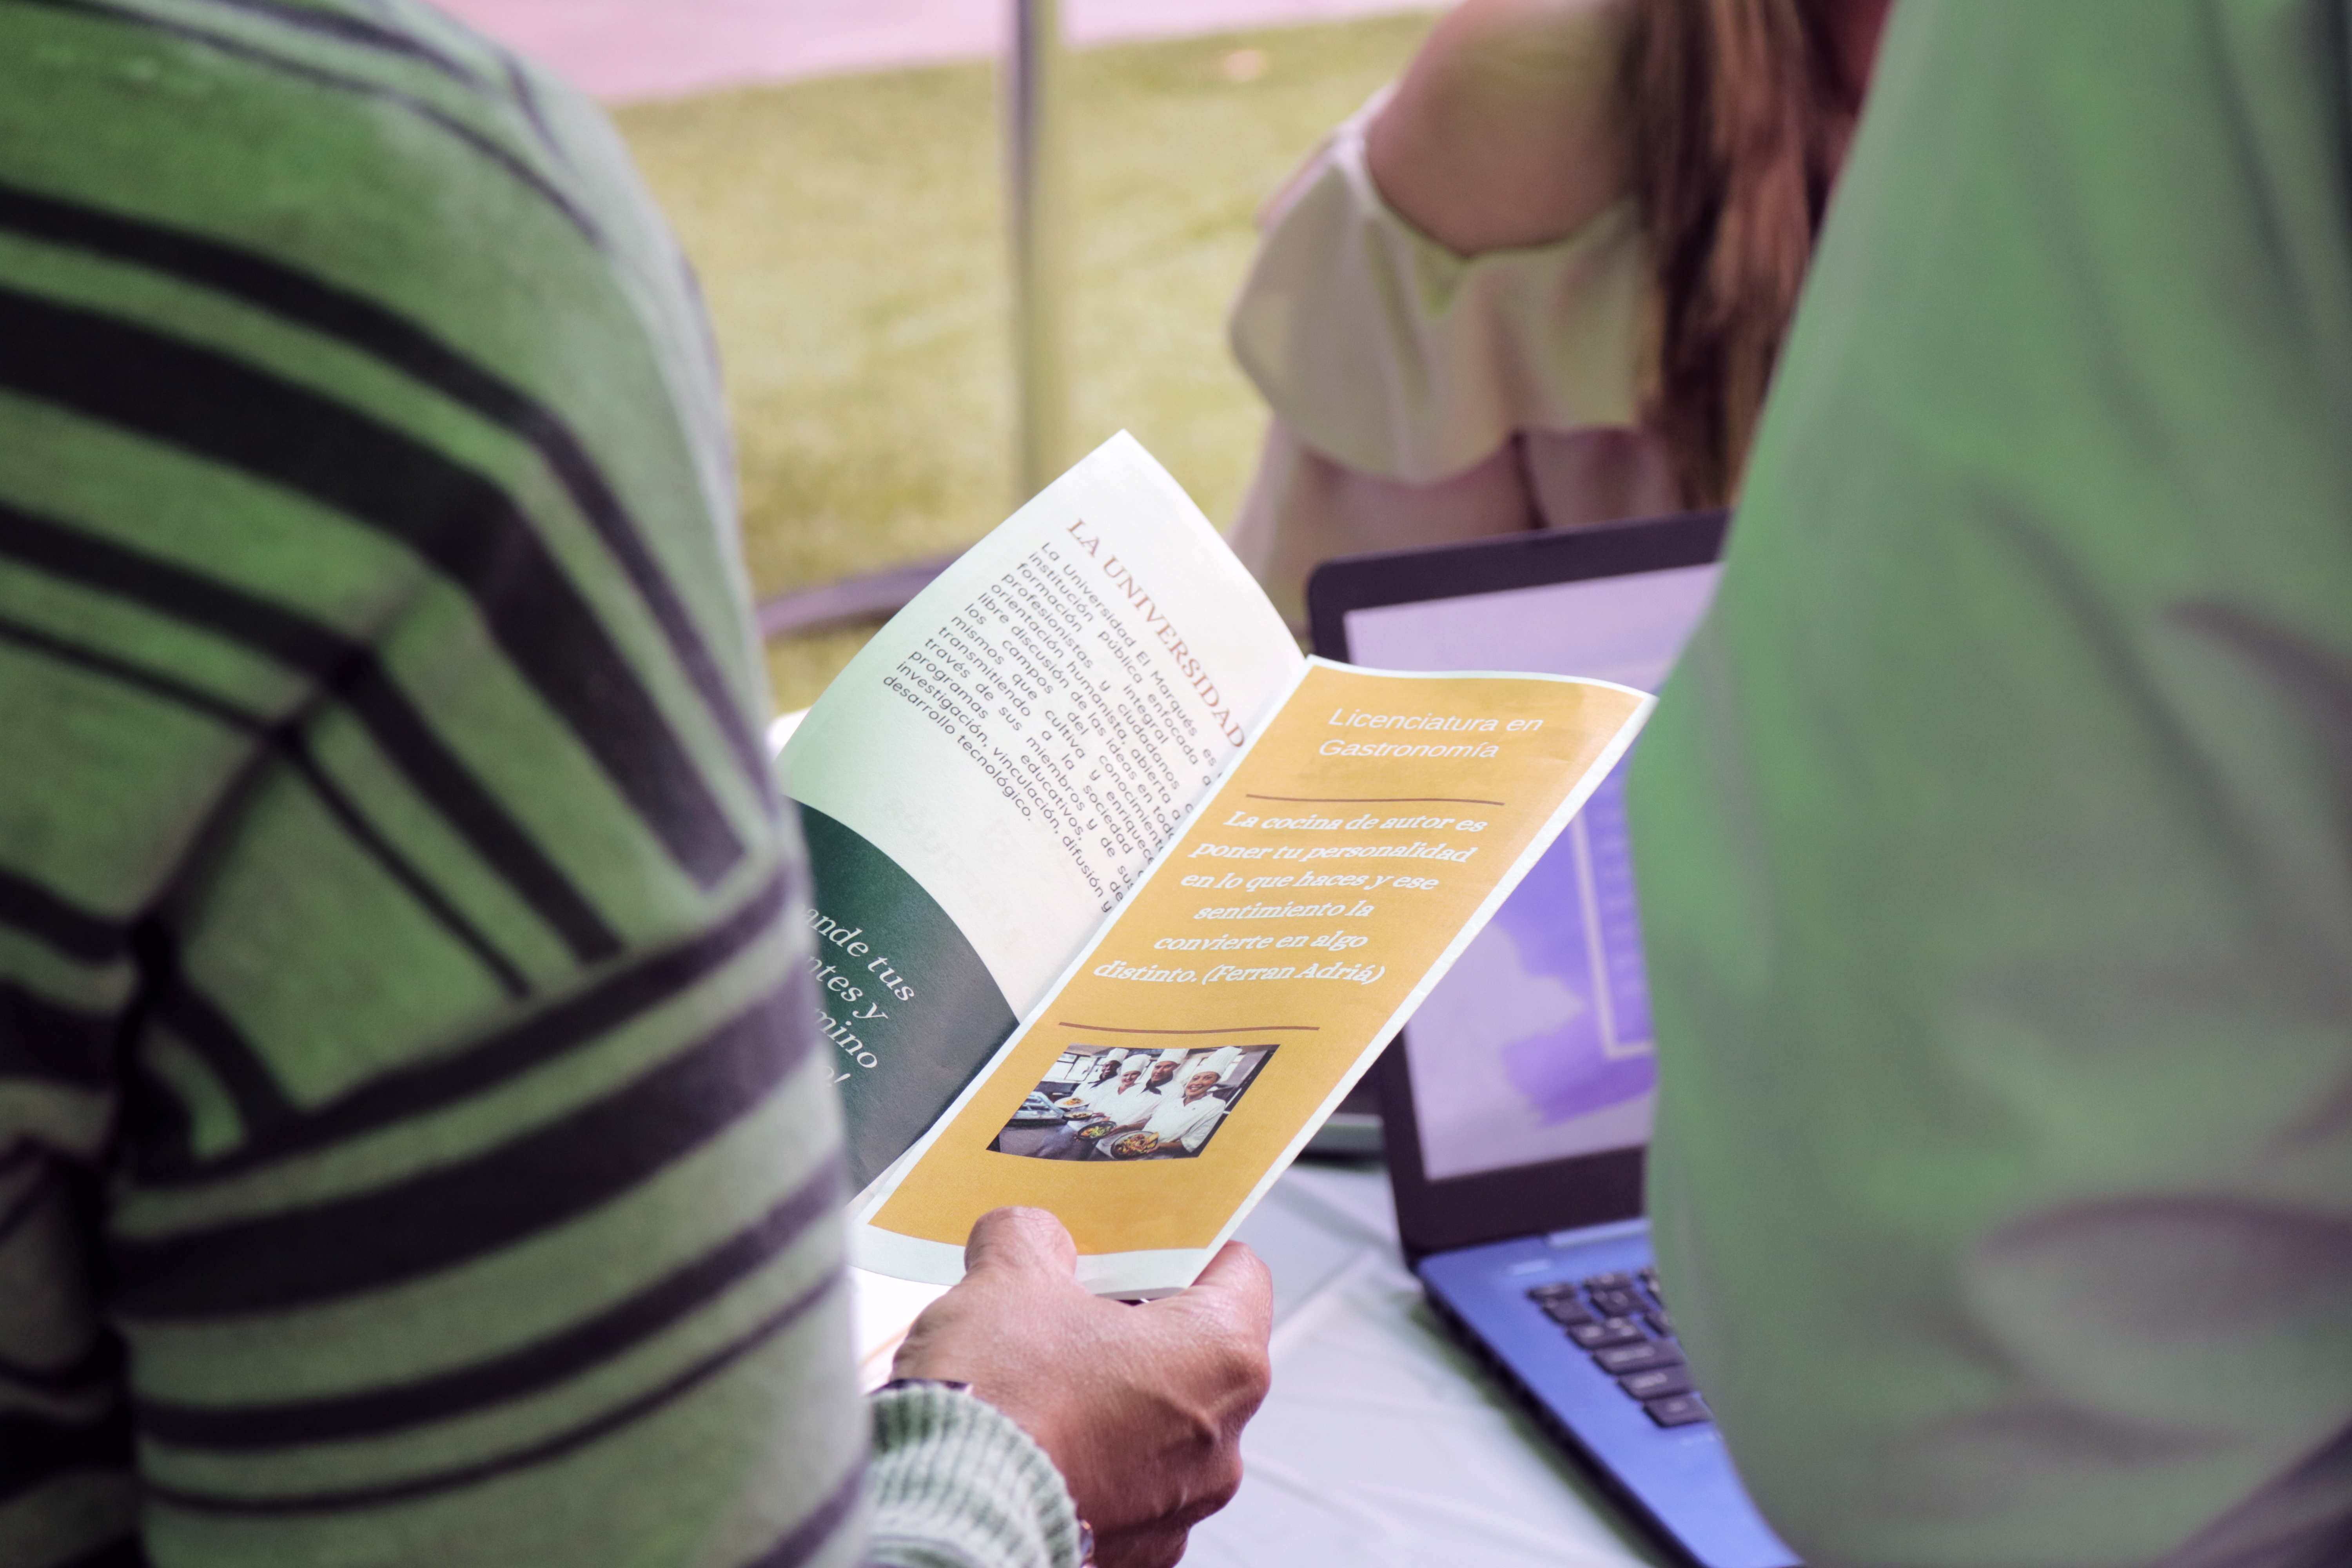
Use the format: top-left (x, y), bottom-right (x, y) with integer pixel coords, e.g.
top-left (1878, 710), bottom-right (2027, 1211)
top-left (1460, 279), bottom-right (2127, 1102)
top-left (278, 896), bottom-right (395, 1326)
top-left (1622, 0), bottom-right (1860, 506)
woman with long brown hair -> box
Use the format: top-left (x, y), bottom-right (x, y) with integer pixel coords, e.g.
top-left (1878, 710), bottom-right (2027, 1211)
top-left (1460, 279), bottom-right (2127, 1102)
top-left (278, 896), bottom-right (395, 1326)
top-left (1226, 0), bottom-right (1889, 626)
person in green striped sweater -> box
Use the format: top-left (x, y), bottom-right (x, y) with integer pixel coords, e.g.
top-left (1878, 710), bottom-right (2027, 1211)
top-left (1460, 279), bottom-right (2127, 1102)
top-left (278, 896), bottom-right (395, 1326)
top-left (0, 4), bottom-right (1270, 1566)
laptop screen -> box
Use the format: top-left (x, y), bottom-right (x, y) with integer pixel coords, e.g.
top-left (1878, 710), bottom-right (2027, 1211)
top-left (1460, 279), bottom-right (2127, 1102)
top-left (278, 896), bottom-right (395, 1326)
top-left (1343, 563), bottom-right (1720, 1183)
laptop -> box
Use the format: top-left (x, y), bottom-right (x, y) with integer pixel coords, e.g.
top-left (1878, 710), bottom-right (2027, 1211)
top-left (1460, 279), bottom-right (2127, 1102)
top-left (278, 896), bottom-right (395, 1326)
top-left (1307, 511), bottom-right (1800, 1568)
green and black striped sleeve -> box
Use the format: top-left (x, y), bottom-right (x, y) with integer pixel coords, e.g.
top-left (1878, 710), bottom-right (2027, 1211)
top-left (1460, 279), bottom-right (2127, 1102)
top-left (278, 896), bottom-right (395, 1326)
top-left (0, 3), bottom-right (1077, 1566)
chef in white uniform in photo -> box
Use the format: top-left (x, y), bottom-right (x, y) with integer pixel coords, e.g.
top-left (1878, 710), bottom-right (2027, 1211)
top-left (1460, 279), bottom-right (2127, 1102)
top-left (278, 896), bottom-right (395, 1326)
top-left (1094, 1054), bottom-right (1161, 1125)
top-left (1140, 1055), bottom-right (1183, 1098)
top-left (1069, 1050), bottom-right (1130, 1114)
top-left (1109, 1049), bottom-right (1241, 1160)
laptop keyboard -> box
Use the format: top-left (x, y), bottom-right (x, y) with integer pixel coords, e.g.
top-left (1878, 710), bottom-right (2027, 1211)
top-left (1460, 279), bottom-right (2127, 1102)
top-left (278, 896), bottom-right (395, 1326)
top-left (1527, 1269), bottom-right (1712, 1429)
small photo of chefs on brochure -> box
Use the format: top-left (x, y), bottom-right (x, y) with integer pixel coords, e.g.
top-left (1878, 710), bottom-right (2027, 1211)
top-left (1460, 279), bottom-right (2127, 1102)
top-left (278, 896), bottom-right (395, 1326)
top-left (990, 1044), bottom-right (1277, 1162)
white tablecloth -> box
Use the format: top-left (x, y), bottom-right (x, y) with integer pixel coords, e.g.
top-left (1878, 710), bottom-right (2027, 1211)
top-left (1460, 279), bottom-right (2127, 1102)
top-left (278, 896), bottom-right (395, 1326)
top-left (1182, 1162), bottom-right (1667, 1568)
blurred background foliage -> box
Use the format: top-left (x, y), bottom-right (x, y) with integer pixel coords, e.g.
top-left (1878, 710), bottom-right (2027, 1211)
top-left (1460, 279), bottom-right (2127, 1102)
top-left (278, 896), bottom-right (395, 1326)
top-left (614, 12), bottom-right (1437, 712)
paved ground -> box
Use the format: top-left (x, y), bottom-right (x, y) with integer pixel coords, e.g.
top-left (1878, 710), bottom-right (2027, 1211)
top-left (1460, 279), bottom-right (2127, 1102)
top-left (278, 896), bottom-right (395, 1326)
top-left (435, 0), bottom-right (1439, 101)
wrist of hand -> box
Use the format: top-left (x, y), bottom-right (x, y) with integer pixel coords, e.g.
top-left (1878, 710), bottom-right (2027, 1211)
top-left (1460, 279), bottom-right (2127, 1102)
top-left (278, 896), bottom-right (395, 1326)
top-left (868, 1376), bottom-right (1089, 1568)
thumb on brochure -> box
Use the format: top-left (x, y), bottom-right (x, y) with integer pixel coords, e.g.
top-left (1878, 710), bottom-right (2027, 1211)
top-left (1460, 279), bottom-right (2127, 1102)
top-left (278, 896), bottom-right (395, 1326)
top-left (961, 1204), bottom-right (1080, 1278)
top-left (960, 1206), bottom-right (1271, 1331)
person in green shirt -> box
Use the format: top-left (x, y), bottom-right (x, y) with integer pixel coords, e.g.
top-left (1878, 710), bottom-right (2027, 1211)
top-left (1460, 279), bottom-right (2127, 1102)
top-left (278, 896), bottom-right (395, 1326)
top-left (1633, 4), bottom-right (2352, 1563)
top-left (0, 4), bottom-right (1269, 1566)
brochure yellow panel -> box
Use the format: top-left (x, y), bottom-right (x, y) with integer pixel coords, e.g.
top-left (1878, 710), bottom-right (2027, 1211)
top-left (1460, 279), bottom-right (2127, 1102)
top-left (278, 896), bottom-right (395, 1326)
top-left (871, 662), bottom-right (1647, 1258)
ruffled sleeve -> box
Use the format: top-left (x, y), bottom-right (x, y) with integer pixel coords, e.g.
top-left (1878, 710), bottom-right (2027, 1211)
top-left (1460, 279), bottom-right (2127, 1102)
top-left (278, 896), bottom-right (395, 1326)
top-left (1228, 97), bottom-right (1652, 484)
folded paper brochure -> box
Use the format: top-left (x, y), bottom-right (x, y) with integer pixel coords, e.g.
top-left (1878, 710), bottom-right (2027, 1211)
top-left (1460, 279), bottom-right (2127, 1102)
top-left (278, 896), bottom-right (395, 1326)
top-left (780, 434), bottom-right (1651, 1296)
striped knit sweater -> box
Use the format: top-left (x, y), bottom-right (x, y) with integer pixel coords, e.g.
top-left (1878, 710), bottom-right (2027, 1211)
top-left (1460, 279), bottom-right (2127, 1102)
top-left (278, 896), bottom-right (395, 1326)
top-left (0, 4), bottom-right (1079, 1566)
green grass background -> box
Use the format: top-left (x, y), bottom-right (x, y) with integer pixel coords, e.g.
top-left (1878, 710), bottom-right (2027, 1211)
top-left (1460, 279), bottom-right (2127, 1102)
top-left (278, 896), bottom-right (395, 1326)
top-left (613, 13), bottom-right (1437, 713)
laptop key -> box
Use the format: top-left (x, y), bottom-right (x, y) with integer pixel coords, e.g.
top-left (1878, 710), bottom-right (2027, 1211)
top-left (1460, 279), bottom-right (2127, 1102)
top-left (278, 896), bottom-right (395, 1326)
top-left (1588, 1287), bottom-right (1646, 1318)
top-left (1581, 1272), bottom-right (1637, 1293)
top-left (1593, 1339), bottom-right (1685, 1375)
top-left (1645, 1309), bottom-right (1675, 1338)
top-left (1618, 1365), bottom-right (1694, 1401)
top-left (1643, 1393), bottom-right (1712, 1428)
top-left (1537, 1297), bottom-right (1596, 1327)
top-left (1566, 1317), bottom-right (1645, 1349)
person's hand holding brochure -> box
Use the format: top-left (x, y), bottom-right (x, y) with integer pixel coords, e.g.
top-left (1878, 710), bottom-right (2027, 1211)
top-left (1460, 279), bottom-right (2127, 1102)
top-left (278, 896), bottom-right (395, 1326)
top-left (780, 434), bottom-right (1652, 1296)
top-left (892, 1207), bottom-right (1273, 1568)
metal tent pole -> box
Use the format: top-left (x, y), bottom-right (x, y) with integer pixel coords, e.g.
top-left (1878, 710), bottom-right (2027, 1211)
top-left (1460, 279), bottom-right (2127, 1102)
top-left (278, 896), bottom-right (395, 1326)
top-left (1007, 0), bottom-right (1073, 502)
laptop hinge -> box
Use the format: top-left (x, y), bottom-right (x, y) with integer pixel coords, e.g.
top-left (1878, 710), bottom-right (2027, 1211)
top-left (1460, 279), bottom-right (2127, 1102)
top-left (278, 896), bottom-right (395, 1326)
top-left (1545, 1216), bottom-right (1650, 1249)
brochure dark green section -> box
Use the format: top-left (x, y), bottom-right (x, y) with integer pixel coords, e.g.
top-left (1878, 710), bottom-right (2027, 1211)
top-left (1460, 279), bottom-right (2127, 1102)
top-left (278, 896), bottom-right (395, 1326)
top-left (795, 800), bottom-right (1020, 1190)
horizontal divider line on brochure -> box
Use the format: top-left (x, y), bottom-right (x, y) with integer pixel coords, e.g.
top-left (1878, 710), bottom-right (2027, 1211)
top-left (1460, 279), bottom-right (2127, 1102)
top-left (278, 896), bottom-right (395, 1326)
top-left (1243, 794), bottom-right (1506, 806)
top-left (1055, 1022), bottom-right (1321, 1034)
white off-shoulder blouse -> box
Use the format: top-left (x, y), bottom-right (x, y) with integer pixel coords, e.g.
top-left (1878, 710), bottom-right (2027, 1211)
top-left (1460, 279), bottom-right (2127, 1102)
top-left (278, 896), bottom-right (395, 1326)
top-left (1233, 94), bottom-right (1665, 479)
top-left (1225, 96), bottom-right (1681, 622)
